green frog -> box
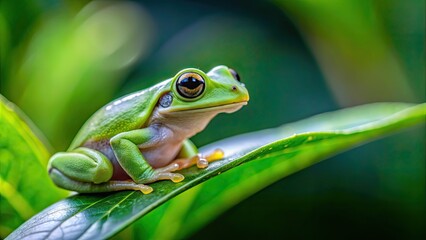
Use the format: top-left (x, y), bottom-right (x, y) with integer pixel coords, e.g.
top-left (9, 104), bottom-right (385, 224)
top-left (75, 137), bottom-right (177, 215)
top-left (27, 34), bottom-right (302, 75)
top-left (48, 66), bottom-right (249, 194)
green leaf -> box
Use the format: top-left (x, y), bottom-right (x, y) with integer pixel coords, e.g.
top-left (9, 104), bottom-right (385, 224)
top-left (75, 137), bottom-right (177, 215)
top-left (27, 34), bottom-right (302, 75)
top-left (0, 95), bottom-right (68, 238)
top-left (7, 102), bottom-right (426, 240)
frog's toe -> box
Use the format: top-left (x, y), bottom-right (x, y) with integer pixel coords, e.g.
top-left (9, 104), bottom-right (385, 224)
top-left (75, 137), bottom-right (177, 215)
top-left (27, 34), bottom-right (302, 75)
top-left (149, 164), bottom-right (185, 183)
top-left (98, 180), bottom-right (154, 194)
top-left (205, 148), bottom-right (225, 162)
top-left (160, 172), bottom-right (184, 183)
top-left (120, 181), bottom-right (153, 194)
top-left (173, 156), bottom-right (198, 169)
top-left (196, 149), bottom-right (224, 169)
top-left (157, 163), bottom-right (180, 172)
top-left (151, 171), bottom-right (185, 183)
top-left (137, 184), bottom-right (153, 194)
top-left (196, 157), bottom-right (209, 168)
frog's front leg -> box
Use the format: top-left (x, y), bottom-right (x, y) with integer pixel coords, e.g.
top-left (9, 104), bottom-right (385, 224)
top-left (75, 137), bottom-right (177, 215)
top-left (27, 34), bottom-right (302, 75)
top-left (110, 128), bottom-right (184, 184)
top-left (171, 139), bottom-right (225, 170)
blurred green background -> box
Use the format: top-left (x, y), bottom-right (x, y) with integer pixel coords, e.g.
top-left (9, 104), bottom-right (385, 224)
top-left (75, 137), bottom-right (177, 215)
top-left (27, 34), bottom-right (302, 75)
top-left (1, 0), bottom-right (424, 238)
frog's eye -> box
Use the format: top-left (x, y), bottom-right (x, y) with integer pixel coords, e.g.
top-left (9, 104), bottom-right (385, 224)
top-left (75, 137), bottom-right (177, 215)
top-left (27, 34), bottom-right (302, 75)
top-left (229, 68), bottom-right (240, 82)
top-left (176, 72), bottom-right (205, 99)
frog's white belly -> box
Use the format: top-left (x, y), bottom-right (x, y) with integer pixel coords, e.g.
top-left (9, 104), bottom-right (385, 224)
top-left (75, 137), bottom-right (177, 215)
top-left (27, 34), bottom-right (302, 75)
top-left (140, 139), bottom-right (183, 168)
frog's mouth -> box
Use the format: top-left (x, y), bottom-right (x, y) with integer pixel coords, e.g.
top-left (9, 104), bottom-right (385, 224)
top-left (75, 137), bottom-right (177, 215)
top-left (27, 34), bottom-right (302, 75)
top-left (161, 101), bottom-right (248, 114)
top-left (184, 101), bottom-right (247, 113)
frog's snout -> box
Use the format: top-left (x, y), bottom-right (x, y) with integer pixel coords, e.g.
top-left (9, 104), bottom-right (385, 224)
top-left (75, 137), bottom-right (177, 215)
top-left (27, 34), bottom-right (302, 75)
top-left (230, 84), bottom-right (250, 102)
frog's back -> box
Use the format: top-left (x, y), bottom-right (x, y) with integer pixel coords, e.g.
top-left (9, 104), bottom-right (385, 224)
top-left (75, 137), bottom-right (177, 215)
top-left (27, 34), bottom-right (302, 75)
top-left (69, 80), bottom-right (170, 150)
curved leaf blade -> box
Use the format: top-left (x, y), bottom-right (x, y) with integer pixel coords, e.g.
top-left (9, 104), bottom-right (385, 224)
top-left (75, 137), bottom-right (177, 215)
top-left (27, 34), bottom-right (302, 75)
top-left (7, 102), bottom-right (426, 240)
top-left (0, 95), bottom-right (68, 238)
top-left (139, 102), bottom-right (426, 239)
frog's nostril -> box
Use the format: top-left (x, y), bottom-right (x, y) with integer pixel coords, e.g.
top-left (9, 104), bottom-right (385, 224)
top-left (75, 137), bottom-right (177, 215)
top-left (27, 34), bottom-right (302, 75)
top-left (232, 85), bottom-right (237, 91)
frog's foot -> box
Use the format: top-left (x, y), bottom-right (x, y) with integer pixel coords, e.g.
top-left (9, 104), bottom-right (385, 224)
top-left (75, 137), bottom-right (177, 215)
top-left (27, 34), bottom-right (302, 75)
top-left (107, 180), bottom-right (153, 194)
top-left (173, 148), bottom-right (225, 170)
top-left (149, 163), bottom-right (185, 183)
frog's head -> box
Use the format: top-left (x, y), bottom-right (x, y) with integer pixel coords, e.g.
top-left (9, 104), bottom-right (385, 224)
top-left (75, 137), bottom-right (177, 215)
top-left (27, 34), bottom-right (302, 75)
top-left (158, 66), bottom-right (249, 114)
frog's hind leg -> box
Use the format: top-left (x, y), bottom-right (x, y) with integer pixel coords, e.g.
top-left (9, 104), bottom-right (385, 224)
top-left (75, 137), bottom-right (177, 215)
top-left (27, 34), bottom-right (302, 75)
top-left (49, 168), bottom-right (153, 194)
top-left (48, 147), bottom-right (152, 194)
top-left (49, 147), bottom-right (113, 184)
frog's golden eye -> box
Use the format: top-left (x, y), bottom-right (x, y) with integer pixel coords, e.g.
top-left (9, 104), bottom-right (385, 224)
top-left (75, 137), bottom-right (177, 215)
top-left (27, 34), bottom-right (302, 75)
top-left (229, 68), bottom-right (240, 82)
top-left (176, 72), bottom-right (205, 99)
